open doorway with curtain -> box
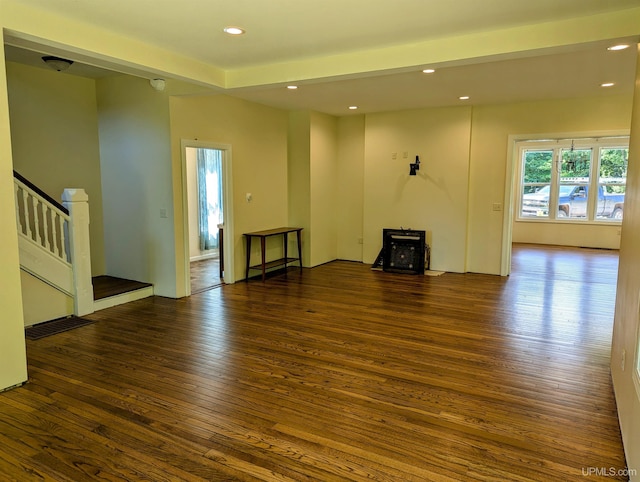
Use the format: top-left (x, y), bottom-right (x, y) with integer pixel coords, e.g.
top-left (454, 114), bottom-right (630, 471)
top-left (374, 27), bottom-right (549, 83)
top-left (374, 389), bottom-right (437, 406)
top-left (186, 147), bottom-right (224, 293)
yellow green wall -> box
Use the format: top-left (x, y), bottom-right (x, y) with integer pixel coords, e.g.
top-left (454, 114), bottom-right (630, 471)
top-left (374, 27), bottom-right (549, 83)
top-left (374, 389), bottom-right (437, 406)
top-left (363, 106), bottom-right (473, 272)
top-left (287, 110), bottom-right (340, 267)
top-left (336, 115), bottom-right (365, 261)
top-left (6, 61), bottom-right (106, 275)
top-left (470, 95), bottom-right (632, 274)
top-left (334, 97), bottom-right (631, 275)
top-left (310, 111), bottom-right (339, 266)
top-left (611, 46), bottom-right (640, 477)
top-left (288, 111), bottom-right (312, 266)
top-left (0, 30), bottom-right (27, 389)
top-left (2, 1), bottom-right (640, 470)
top-left (20, 271), bottom-right (73, 326)
top-left (170, 94), bottom-right (289, 288)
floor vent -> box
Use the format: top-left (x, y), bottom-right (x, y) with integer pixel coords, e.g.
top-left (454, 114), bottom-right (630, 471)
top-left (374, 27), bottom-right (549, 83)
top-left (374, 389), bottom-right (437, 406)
top-left (25, 316), bottom-right (95, 340)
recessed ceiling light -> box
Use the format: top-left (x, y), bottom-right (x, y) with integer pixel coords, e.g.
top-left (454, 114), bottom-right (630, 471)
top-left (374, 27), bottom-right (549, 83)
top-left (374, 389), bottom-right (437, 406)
top-left (349, 106), bottom-right (358, 110)
top-left (459, 96), bottom-right (470, 100)
top-left (608, 44), bottom-right (629, 51)
top-left (287, 85), bottom-right (298, 90)
top-left (601, 82), bottom-right (615, 87)
top-left (223, 26), bottom-right (245, 35)
top-left (422, 69), bottom-right (435, 74)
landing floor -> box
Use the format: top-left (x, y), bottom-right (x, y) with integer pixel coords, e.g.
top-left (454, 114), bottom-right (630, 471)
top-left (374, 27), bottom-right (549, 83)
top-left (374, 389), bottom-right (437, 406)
top-left (92, 276), bottom-right (152, 300)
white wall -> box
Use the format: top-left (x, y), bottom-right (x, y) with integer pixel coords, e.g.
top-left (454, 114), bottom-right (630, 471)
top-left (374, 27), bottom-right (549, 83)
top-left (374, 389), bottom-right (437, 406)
top-left (512, 221), bottom-right (622, 249)
top-left (186, 147), bottom-right (199, 259)
top-left (363, 107), bottom-right (472, 272)
top-left (96, 75), bottom-right (176, 296)
top-left (185, 147), bottom-right (218, 261)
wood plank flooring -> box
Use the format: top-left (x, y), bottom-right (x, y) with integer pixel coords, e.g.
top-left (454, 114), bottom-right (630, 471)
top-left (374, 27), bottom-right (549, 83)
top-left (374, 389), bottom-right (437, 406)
top-left (191, 257), bottom-right (222, 294)
top-left (92, 276), bottom-right (153, 301)
top-left (0, 244), bottom-right (627, 481)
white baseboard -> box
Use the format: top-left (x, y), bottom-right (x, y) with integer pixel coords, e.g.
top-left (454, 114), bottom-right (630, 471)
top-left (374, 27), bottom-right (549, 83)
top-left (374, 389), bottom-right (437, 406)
top-left (190, 252), bottom-right (219, 262)
top-left (93, 286), bottom-right (154, 312)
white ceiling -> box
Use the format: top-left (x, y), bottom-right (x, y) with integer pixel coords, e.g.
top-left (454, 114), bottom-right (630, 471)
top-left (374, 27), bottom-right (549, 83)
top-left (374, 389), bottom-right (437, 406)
top-left (5, 0), bottom-right (640, 116)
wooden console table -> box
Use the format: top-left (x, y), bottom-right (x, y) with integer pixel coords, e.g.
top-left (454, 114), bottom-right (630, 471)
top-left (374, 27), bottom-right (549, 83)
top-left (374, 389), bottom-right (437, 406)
top-left (244, 227), bottom-right (303, 281)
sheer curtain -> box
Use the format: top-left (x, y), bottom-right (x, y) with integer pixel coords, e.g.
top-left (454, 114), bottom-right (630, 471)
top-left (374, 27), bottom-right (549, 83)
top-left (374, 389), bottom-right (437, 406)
top-left (196, 148), bottom-right (223, 251)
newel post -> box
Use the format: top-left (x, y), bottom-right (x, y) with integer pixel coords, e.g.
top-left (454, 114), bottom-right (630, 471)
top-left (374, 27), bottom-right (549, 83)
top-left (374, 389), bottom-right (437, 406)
top-left (62, 189), bottom-right (94, 316)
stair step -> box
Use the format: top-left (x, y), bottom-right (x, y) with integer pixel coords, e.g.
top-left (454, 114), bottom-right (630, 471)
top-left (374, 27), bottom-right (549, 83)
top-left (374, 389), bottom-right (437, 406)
top-left (92, 276), bottom-right (152, 301)
top-left (92, 276), bottom-right (153, 312)
top-left (93, 285), bottom-right (154, 312)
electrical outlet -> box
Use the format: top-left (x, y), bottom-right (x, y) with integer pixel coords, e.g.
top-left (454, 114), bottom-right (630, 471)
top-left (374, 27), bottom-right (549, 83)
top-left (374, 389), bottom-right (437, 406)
top-left (246, 193), bottom-right (253, 203)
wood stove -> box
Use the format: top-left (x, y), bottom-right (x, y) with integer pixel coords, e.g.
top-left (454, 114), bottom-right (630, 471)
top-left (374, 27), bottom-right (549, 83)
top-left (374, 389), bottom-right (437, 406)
top-left (382, 229), bottom-right (426, 274)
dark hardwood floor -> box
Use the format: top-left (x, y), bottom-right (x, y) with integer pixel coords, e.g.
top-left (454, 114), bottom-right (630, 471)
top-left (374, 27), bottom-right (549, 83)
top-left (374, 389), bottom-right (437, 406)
top-left (191, 257), bottom-right (222, 294)
top-left (0, 244), bottom-right (627, 481)
top-left (92, 276), bottom-right (153, 300)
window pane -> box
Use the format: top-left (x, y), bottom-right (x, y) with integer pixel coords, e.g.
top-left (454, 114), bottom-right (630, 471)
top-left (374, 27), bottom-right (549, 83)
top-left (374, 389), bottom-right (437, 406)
top-left (521, 150), bottom-right (552, 218)
top-left (559, 148), bottom-right (591, 219)
top-left (597, 148), bottom-right (627, 220)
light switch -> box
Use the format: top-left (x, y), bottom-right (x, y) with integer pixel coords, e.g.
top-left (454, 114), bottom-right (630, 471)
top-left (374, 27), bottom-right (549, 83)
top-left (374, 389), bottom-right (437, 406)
top-left (492, 203), bottom-right (502, 211)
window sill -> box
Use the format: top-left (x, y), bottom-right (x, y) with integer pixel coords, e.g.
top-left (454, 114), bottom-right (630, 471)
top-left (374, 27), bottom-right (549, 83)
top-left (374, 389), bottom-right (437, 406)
top-left (515, 217), bottom-right (622, 226)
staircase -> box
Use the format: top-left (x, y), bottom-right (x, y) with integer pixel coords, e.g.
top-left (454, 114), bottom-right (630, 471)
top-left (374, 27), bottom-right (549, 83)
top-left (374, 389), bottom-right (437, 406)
top-left (14, 171), bottom-right (153, 326)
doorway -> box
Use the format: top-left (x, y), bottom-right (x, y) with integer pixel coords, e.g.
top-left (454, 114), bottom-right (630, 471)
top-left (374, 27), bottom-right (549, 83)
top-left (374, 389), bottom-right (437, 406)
top-left (501, 131), bottom-right (629, 276)
top-left (182, 141), bottom-right (235, 295)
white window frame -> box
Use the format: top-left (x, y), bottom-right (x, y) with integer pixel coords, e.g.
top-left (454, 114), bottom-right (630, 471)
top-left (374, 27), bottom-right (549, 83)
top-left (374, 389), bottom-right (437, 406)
top-left (515, 137), bottom-right (628, 224)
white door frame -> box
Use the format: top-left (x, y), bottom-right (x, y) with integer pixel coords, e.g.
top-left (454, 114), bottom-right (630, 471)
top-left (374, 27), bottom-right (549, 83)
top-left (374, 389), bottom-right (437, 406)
top-left (500, 135), bottom-right (518, 276)
top-left (180, 139), bottom-right (235, 295)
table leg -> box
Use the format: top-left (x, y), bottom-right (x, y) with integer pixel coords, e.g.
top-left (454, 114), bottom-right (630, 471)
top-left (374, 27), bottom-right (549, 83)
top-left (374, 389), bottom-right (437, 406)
top-left (284, 232), bottom-right (288, 270)
top-left (296, 229), bottom-right (302, 272)
top-left (260, 237), bottom-right (266, 282)
top-left (219, 227), bottom-right (224, 279)
top-left (245, 235), bottom-right (252, 281)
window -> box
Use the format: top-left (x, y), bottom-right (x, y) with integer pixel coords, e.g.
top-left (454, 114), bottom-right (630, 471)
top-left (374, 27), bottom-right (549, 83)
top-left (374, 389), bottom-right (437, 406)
top-left (517, 138), bottom-right (628, 222)
top-left (196, 148), bottom-right (224, 251)
top-left (521, 149), bottom-right (552, 218)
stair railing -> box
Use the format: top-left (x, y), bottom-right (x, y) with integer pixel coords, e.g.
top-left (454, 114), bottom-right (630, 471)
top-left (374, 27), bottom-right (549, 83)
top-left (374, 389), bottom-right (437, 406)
top-left (13, 171), bottom-right (70, 265)
top-left (14, 171), bottom-right (94, 316)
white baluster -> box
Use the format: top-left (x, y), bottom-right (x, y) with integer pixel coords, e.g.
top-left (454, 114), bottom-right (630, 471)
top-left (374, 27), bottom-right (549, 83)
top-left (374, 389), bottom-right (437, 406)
top-left (32, 198), bottom-right (42, 246)
top-left (61, 218), bottom-right (69, 262)
top-left (14, 184), bottom-right (22, 235)
top-left (42, 205), bottom-right (51, 252)
top-left (21, 189), bottom-right (32, 239)
top-left (14, 177), bottom-right (72, 263)
top-left (51, 210), bottom-right (59, 256)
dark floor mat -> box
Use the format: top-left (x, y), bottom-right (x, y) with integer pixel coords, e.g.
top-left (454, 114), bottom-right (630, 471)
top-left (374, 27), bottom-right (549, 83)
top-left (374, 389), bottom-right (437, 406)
top-left (25, 316), bottom-right (96, 340)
